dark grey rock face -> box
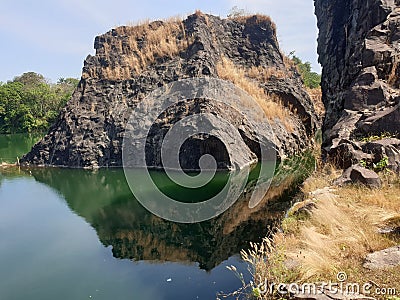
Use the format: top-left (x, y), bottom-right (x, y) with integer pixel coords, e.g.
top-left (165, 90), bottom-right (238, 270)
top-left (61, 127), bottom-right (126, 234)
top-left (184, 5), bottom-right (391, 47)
top-left (21, 13), bottom-right (318, 169)
top-left (362, 138), bottom-right (400, 173)
top-left (349, 165), bottom-right (382, 188)
top-left (334, 164), bottom-right (382, 188)
top-left (315, 0), bottom-right (400, 171)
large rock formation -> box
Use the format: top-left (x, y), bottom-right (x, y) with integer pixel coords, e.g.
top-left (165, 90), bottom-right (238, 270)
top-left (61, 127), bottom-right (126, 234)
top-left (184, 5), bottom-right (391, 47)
top-left (21, 12), bottom-right (318, 169)
top-left (315, 0), bottom-right (400, 172)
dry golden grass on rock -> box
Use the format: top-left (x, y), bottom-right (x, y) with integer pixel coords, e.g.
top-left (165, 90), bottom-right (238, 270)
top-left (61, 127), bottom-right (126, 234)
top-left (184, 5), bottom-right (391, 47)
top-left (216, 56), bottom-right (293, 131)
top-left (283, 54), bottom-right (296, 70)
top-left (243, 166), bottom-right (400, 298)
top-left (247, 65), bottom-right (288, 81)
top-left (228, 14), bottom-right (277, 34)
top-left (388, 58), bottom-right (400, 87)
top-left (85, 17), bottom-right (191, 81)
top-left (306, 87), bottom-right (324, 116)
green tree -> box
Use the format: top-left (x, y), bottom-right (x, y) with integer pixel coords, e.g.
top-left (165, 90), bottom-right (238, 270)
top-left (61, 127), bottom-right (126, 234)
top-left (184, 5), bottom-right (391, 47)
top-left (54, 77), bottom-right (79, 109)
top-left (13, 72), bottom-right (48, 87)
top-left (0, 81), bottom-right (24, 132)
top-left (291, 55), bottom-right (321, 89)
top-left (0, 72), bottom-right (79, 133)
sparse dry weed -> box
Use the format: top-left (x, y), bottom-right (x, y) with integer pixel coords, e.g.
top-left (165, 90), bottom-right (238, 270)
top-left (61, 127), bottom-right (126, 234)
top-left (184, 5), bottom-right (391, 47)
top-left (306, 87), bottom-right (324, 116)
top-left (243, 166), bottom-right (400, 298)
top-left (84, 17), bottom-right (192, 80)
top-left (228, 14), bottom-right (277, 34)
top-left (216, 56), bottom-right (293, 131)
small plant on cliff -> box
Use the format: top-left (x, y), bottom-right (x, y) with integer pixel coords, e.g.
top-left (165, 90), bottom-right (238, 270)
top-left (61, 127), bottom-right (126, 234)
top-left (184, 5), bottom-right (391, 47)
top-left (359, 158), bottom-right (367, 168)
top-left (359, 156), bottom-right (389, 172)
top-left (227, 6), bottom-right (247, 18)
top-left (373, 156), bottom-right (389, 172)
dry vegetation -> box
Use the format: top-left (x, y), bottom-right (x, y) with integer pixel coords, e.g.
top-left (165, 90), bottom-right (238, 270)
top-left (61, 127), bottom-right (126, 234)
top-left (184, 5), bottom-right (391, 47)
top-left (216, 56), bottom-right (293, 131)
top-left (388, 59), bottom-right (400, 87)
top-left (84, 17), bottom-right (192, 80)
top-left (306, 87), bottom-right (325, 116)
top-left (228, 14), bottom-right (277, 34)
top-left (247, 65), bottom-right (287, 81)
top-left (240, 164), bottom-right (400, 299)
top-left (283, 54), bottom-right (296, 71)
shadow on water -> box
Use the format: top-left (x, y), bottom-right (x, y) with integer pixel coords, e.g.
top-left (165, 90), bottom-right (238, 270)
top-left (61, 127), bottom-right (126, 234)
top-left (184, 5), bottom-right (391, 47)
top-left (4, 152), bottom-right (315, 271)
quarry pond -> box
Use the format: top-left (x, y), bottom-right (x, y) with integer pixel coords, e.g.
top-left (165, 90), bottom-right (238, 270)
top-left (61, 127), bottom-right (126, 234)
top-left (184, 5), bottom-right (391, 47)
top-left (0, 134), bottom-right (315, 300)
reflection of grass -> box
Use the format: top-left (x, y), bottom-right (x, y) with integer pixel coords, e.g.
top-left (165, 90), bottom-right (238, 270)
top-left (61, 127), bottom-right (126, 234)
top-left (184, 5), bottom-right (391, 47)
top-left (146, 151), bottom-right (315, 204)
top-left (248, 151), bottom-right (315, 184)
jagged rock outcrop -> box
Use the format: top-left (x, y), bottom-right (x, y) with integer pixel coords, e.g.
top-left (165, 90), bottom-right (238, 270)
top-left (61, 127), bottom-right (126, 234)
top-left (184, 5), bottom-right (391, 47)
top-left (315, 0), bottom-right (400, 172)
top-left (21, 13), bottom-right (317, 169)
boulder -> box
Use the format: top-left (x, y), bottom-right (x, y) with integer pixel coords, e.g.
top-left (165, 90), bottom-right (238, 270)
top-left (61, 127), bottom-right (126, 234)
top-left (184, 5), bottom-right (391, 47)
top-left (378, 215), bottom-right (400, 236)
top-left (327, 141), bottom-right (372, 169)
top-left (378, 226), bottom-right (400, 235)
top-left (334, 165), bottom-right (382, 188)
top-left (363, 245), bottom-right (400, 270)
top-left (357, 103), bottom-right (400, 137)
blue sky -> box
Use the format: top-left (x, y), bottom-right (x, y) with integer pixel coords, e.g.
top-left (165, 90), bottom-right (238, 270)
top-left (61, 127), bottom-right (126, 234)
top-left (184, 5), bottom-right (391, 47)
top-left (0, 0), bottom-right (319, 83)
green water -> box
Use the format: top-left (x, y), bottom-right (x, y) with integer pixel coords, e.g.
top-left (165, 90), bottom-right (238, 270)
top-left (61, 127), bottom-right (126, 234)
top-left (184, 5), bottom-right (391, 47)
top-left (0, 134), bottom-right (315, 300)
top-left (0, 133), bottom-right (42, 163)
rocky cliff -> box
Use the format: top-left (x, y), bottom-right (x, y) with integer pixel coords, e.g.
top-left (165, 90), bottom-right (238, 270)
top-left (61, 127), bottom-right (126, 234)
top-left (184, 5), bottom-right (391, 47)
top-left (315, 0), bottom-right (400, 173)
top-left (21, 12), bottom-right (318, 169)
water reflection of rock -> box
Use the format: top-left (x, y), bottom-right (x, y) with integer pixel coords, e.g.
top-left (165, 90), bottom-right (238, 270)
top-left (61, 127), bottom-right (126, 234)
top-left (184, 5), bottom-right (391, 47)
top-left (21, 154), bottom-right (314, 270)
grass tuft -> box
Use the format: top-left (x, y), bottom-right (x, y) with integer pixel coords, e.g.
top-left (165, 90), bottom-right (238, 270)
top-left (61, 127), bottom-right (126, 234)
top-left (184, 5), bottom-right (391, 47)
top-left (216, 56), bottom-right (293, 131)
top-left (240, 164), bottom-right (400, 298)
top-left (84, 17), bottom-right (192, 80)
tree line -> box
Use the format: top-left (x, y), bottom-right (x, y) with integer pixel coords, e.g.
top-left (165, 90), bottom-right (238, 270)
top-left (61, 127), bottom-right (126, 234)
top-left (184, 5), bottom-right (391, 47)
top-left (0, 72), bottom-right (79, 133)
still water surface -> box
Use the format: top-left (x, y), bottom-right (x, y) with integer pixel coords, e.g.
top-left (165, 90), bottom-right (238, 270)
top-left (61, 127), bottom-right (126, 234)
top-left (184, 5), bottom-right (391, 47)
top-left (0, 134), bottom-right (314, 300)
